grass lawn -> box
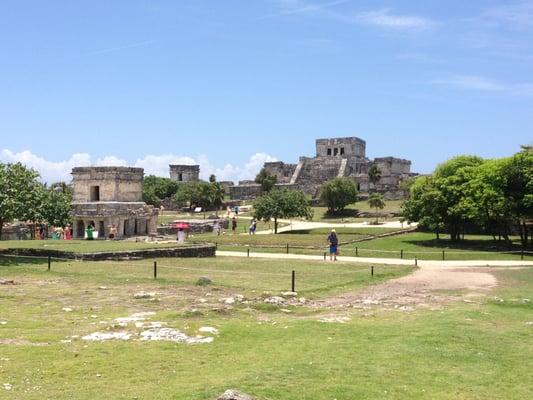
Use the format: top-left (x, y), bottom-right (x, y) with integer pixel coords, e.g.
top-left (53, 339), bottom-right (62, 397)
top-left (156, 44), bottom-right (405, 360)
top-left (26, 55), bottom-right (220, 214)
top-left (209, 232), bottom-right (532, 261)
top-left (0, 257), bottom-right (532, 399)
top-left (310, 200), bottom-right (404, 223)
top-left (190, 227), bottom-right (400, 249)
top-left (0, 240), bottom-right (186, 253)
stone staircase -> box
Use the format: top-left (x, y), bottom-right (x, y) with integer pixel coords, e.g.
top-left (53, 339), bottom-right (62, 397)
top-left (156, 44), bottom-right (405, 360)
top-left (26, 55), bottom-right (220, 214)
top-left (290, 161), bottom-right (304, 184)
top-left (337, 158), bottom-right (347, 178)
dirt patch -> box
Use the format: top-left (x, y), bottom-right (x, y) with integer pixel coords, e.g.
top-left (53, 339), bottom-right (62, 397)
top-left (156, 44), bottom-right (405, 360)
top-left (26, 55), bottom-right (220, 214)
top-left (312, 266), bottom-right (498, 310)
top-left (0, 338), bottom-right (49, 346)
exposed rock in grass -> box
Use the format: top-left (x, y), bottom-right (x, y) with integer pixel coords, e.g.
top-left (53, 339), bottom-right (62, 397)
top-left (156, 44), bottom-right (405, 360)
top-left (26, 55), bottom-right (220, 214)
top-left (281, 291), bottom-right (297, 298)
top-left (0, 279), bottom-right (15, 285)
top-left (319, 316), bottom-right (351, 324)
top-left (264, 296), bottom-right (284, 305)
top-left (140, 327), bottom-right (213, 344)
top-left (221, 297), bottom-right (235, 305)
top-left (134, 291), bottom-right (156, 299)
top-left (196, 277), bottom-right (212, 286)
top-left (198, 326), bottom-right (219, 335)
top-left (114, 312), bottom-right (155, 325)
top-left (216, 389), bottom-right (255, 400)
top-left (3, 383), bottom-right (12, 391)
top-left (82, 332), bottom-right (131, 341)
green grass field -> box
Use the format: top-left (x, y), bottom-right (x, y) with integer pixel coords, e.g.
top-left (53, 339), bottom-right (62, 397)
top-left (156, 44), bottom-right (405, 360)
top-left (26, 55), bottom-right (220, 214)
top-left (212, 232), bottom-right (532, 261)
top-left (190, 227), bottom-right (401, 248)
top-left (310, 200), bottom-right (404, 222)
top-left (0, 256), bottom-right (531, 399)
top-left (0, 240), bottom-right (184, 253)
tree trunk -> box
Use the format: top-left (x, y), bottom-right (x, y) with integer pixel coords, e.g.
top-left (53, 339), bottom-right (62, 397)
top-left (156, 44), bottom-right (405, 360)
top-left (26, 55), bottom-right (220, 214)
top-left (274, 218), bottom-right (278, 234)
top-left (0, 217), bottom-right (3, 240)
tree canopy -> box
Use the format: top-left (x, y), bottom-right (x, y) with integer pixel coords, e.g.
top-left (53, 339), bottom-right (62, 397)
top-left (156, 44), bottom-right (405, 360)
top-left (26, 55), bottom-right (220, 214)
top-left (319, 177), bottom-right (358, 214)
top-left (255, 168), bottom-right (278, 193)
top-left (402, 150), bottom-right (533, 245)
top-left (368, 193), bottom-right (385, 224)
top-left (0, 162), bottom-right (72, 239)
top-left (253, 188), bottom-right (313, 233)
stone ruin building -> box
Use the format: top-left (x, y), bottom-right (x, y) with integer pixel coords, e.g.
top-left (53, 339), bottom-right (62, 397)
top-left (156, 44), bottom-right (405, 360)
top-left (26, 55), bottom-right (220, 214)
top-left (229, 136), bottom-right (414, 200)
top-left (71, 167), bottom-right (158, 239)
top-left (169, 164), bottom-right (200, 183)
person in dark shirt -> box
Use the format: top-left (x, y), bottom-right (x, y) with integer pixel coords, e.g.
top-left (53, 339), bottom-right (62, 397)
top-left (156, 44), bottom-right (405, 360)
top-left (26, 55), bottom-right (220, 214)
top-left (327, 229), bottom-right (339, 261)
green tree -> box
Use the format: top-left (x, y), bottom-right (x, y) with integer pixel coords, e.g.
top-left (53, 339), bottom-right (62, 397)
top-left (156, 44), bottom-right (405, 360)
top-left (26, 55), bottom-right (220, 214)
top-left (402, 155), bottom-right (486, 241)
top-left (319, 177), bottom-right (358, 214)
top-left (210, 182), bottom-right (225, 215)
top-left (143, 176), bottom-right (180, 206)
top-left (0, 162), bottom-right (44, 239)
top-left (255, 168), bottom-right (277, 193)
top-left (368, 193), bottom-right (385, 224)
top-left (42, 186), bottom-right (72, 227)
top-left (253, 188), bottom-right (313, 233)
top-left (368, 165), bottom-right (382, 188)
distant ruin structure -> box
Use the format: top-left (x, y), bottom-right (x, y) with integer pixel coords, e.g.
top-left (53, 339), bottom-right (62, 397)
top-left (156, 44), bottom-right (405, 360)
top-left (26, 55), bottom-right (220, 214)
top-left (71, 167), bottom-right (158, 239)
top-left (169, 165), bottom-right (200, 183)
top-left (229, 136), bottom-right (415, 200)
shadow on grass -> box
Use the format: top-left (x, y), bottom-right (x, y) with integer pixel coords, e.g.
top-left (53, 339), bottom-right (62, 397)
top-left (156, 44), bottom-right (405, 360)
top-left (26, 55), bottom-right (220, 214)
top-left (0, 255), bottom-right (71, 267)
top-left (404, 238), bottom-right (530, 254)
top-left (322, 209), bottom-right (360, 219)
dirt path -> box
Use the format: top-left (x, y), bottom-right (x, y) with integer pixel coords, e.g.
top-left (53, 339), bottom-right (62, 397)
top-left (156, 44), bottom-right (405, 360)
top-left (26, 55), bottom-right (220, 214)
top-left (254, 219), bottom-right (413, 234)
top-left (312, 266), bottom-right (499, 310)
top-left (216, 250), bottom-right (533, 268)
top-left (217, 251), bottom-right (531, 310)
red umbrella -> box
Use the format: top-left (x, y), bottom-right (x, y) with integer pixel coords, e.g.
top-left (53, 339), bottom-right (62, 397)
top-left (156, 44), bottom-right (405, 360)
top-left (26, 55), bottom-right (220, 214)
top-left (171, 221), bottom-right (191, 229)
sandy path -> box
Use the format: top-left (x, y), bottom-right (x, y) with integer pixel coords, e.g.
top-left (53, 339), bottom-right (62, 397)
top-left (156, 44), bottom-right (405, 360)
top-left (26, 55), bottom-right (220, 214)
top-left (254, 219), bottom-right (414, 234)
top-left (217, 251), bottom-right (530, 309)
top-left (216, 250), bottom-right (533, 268)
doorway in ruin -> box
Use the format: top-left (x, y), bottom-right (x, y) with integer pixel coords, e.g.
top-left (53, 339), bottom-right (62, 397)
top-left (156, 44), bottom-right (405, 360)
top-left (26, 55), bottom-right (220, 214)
top-left (98, 221), bottom-right (105, 238)
top-left (123, 220), bottom-right (129, 236)
top-left (77, 220), bottom-right (85, 238)
top-left (90, 186), bottom-right (100, 201)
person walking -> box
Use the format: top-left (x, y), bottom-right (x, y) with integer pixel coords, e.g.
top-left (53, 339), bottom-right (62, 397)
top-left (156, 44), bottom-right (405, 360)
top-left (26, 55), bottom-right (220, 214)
top-left (64, 224), bottom-right (72, 240)
top-left (231, 217), bottom-right (238, 235)
top-left (327, 229), bottom-right (339, 261)
top-left (108, 223), bottom-right (118, 240)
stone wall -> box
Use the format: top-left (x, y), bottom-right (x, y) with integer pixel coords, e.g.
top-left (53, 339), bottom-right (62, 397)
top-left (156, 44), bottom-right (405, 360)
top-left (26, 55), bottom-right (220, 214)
top-left (295, 156), bottom-right (344, 197)
top-left (264, 162), bottom-right (297, 184)
top-left (71, 167), bottom-right (144, 203)
top-left (71, 202), bottom-right (158, 239)
top-left (169, 165), bottom-right (200, 182)
top-left (374, 157), bottom-right (411, 175)
top-left (230, 184), bottom-right (262, 200)
top-left (0, 243), bottom-right (216, 261)
top-left (316, 137), bottom-right (366, 158)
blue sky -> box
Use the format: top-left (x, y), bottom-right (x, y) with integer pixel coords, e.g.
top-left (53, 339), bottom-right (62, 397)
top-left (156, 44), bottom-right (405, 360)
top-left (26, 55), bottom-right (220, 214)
top-left (1, 0), bottom-right (532, 182)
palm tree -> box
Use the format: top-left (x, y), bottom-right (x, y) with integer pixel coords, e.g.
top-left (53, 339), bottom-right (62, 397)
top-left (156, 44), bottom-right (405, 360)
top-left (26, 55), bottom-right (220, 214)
top-left (368, 193), bottom-right (385, 224)
top-left (368, 165), bottom-right (382, 189)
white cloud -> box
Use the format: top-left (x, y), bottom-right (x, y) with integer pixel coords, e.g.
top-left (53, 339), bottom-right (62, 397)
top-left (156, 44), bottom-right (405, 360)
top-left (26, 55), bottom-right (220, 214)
top-left (483, 1), bottom-right (533, 28)
top-left (430, 75), bottom-right (533, 96)
top-left (431, 75), bottom-right (506, 92)
top-left (266, 2), bottom-right (436, 31)
top-left (356, 8), bottom-right (435, 30)
top-left (0, 150), bottom-right (277, 184)
top-left (0, 149), bottom-right (91, 183)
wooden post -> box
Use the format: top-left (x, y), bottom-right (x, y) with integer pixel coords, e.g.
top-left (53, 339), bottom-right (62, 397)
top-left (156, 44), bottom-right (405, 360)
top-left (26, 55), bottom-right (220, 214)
top-left (371, 266), bottom-right (374, 276)
top-left (400, 249), bottom-right (403, 259)
top-left (286, 243), bottom-right (289, 254)
top-left (153, 261), bottom-right (157, 279)
top-left (47, 255), bottom-right (51, 271)
top-left (415, 256), bottom-right (418, 267)
top-left (247, 248), bottom-right (250, 257)
top-left (355, 247), bottom-right (358, 257)
top-left (291, 270), bottom-right (295, 292)
top-left (323, 252), bottom-right (326, 261)
top-left (442, 250), bottom-right (445, 261)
